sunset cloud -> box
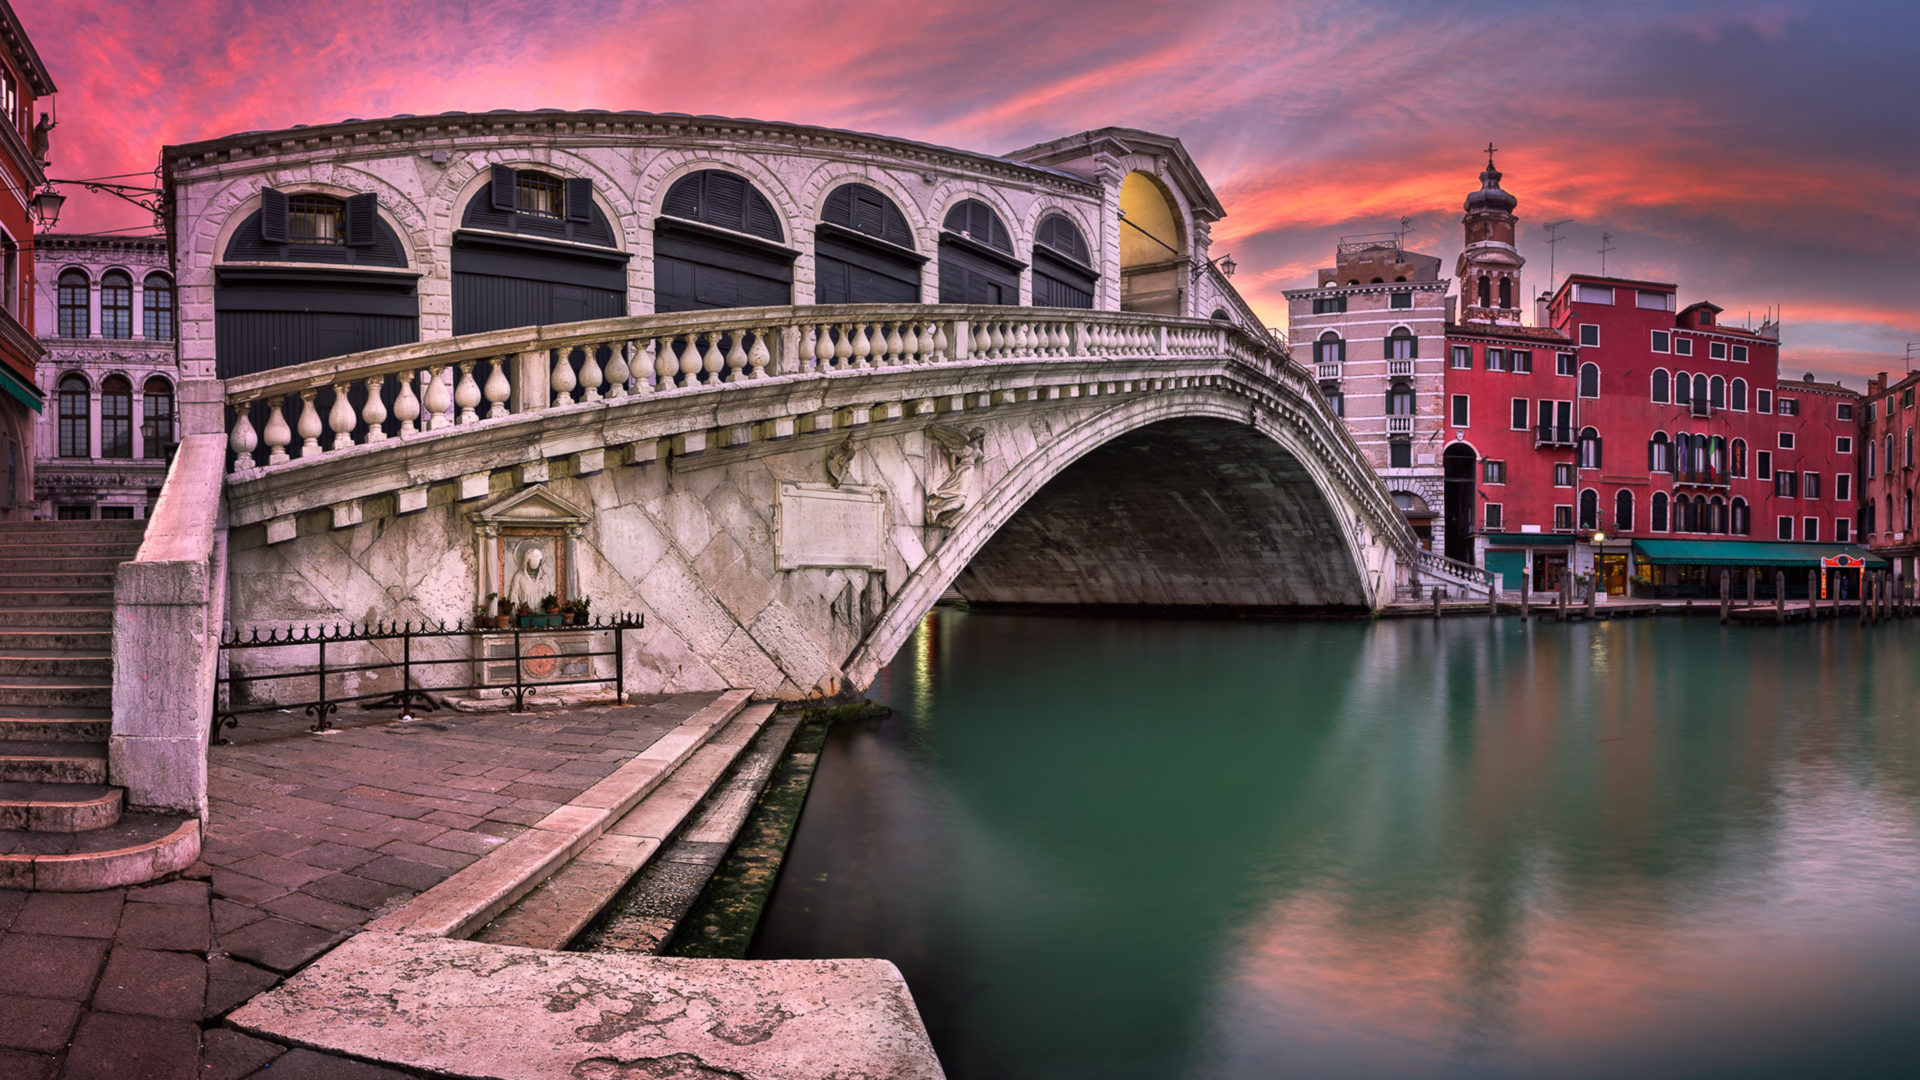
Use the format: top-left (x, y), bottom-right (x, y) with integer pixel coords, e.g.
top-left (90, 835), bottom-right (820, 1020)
top-left (19, 0), bottom-right (1917, 382)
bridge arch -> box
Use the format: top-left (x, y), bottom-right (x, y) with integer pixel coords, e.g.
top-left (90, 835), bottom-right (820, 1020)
top-left (844, 392), bottom-right (1380, 688)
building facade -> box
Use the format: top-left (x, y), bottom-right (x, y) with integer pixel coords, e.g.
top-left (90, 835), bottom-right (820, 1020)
top-left (0, 1), bottom-right (53, 520)
top-left (1284, 237), bottom-right (1448, 548)
top-left (1859, 369), bottom-right (1920, 581)
top-left (30, 234), bottom-right (177, 518)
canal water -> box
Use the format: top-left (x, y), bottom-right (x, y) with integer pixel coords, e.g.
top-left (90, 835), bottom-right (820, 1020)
top-left (752, 608), bottom-right (1920, 1079)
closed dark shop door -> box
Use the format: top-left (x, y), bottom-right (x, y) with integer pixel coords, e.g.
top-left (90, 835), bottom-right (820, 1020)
top-left (450, 239), bottom-right (627, 336)
top-left (653, 222), bottom-right (794, 314)
top-left (1032, 252), bottom-right (1096, 308)
top-left (213, 276), bottom-right (419, 379)
top-left (937, 240), bottom-right (1019, 305)
top-left (816, 233), bottom-right (920, 305)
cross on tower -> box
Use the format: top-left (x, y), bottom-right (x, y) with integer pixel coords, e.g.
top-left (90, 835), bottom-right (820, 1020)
top-left (1484, 142), bottom-right (1498, 168)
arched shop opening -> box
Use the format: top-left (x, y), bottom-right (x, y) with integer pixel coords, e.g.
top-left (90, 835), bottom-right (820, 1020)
top-left (815, 182), bottom-right (923, 304)
top-left (655, 169), bottom-right (795, 313)
top-left (453, 166), bottom-right (627, 334)
top-left (938, 199), bottom-right (1021, 305)
top-left (1118, 171), bottom-right (1185, 315)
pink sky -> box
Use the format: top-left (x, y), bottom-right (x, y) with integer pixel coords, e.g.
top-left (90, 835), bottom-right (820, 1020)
top-left (22, 0), bottom-right (1919, 383)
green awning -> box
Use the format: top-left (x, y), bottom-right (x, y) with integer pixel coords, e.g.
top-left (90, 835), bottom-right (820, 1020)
top-left (1631, 539), bottom-right (1888, 569)
top-left (1483, 532), bottom-right (1574, 547)
top-left (0, 365), bottom-right (41, 415)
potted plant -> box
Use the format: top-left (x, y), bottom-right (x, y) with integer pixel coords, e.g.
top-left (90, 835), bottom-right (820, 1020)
top-left (516, 601), bottom-right (534, 627)
top-left (570, 596), bottom-right (591, 625)
top-left (539, 593), bottom-right (561, 627)
top-left (474, 602), bottom-right (492, 628)
top-left (496, 595), bottom-right (515, 628)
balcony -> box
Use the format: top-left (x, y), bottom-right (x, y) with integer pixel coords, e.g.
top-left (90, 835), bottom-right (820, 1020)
top-left (1673, 466), bottom-right (1730, 488)
top-left (1387, 415), bottom-right (1413, 435)
top-left (1535, 423), bottom-right (1575, 447)
top-left (1387, 358), bottom-right (1413, 378)
top-left (1316, 361), bottom-right (1341, 381)
top-left (1690, 399), bottom-right (1710, 418)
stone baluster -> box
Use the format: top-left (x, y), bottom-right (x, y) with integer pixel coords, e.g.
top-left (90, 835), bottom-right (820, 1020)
top-left (813, 324), bottom-right (835, 373)
top-left (262, 397), bottom-right (293, 465)
top-left (832, 324), bottom-right (853, 372)
top-left (483, 359), bottom-right (512, 418)
top-left (725, 329), bottom-right (749, 383)
top-left (652, 336), bottom-right (677, 391)
top-left (901, 323), bottom-right (920, 365)
top-left (973, 321), bottom-right (992, 360)
top-left (425, 366), bottom-right (454, 430)
top-left (550, 350), bottom-right (578, 406)
top-left (455, 361), bottom-right (483, 424)
top-left (1054, 322), bottom-right (1070, 355)
top-left (228, 402), bottom-right (259, 473)
top-left (992, 321), bottom-right (1010, 358)
top-left (851, 323), bottom-right (873, 369)
top-left (747, 332), bottom-right (770, 378)
top-left (363, 374), bottom-right (390, 443)
top-left (579, 346), bottom-right (604, 402)
top-left (605, 341), bottom-right (631, 399)
top-left (328, 382), bottom-right (357, 449)
top-left (295, 390), bottom-right (323, 457)
top-left (394, 372), bottom-right (421, 435)
top-left (930, 322), bottom-right (949, 362)
top-left (700, 332), bottom-right (725, 384)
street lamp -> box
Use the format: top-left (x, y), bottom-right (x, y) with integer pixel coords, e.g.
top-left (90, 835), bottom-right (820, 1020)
top-left (1191, 253), bottom-right (1237, 282)
top-left (30, 186), bottom-right (65, 230)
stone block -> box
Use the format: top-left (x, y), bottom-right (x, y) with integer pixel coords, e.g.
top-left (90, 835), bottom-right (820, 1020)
top-left (517, 459), bottom-right (550, 485)
top-left (759, 415), bottom-right (795, 441)
top-left (330, 500), bottom-right (363, 530)
top-left (395, 484), bottom-right (429, 514)
top-left (671, 429), bottom-right (708, 457)
top-left (457, 472), bottom-right (491, 501)
top-left (718, 423), bottom-right (755, 449)
top-left (834, 405), bottom-right (870, 428)
top-left (626, 440), bottom-right (660, 466)
top-left (872, 401), bottom-right (904, 422)
top-left (572, 447), bottom-right (605, 476)
top-left (264, 515), bottom-right (298, 544)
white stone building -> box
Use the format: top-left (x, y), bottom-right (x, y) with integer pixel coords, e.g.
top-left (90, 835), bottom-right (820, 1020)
top-left (30, 233), bottom-right (177, 518)
top-left (1284, 236), bottom-right (1449, 549)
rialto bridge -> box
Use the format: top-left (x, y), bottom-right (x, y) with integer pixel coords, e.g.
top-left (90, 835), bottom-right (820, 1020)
top-left (102, 113), bottom-right (1486, 816)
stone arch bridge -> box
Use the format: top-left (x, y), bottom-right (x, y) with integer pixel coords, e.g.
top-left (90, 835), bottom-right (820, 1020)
top-left (199, 304), bottom-right (1485, 701)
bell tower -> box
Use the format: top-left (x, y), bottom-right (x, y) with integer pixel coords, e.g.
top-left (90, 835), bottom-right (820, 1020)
top-left (1456, 145), bottom-right (1525, 326)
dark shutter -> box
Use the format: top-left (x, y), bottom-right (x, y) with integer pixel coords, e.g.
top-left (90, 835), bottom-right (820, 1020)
top-left (944, 200), bottom-right (1013, 255)
top-left (260, 188), bottom-right (289, 244)
top-left (663, 174), bottom-right (702, 220)
top-left (564, 178), bottom-right (593, 223)
top-left (823, 183), bottom-right (913, 250)
top-left (744, 189), bottom-right (782, 242)
top-left (706, 174), bottom-right (746, 230)
top-left (490, 164), bottom-right (518, 212)
top-left (344, 193), bottom-right (378, 247)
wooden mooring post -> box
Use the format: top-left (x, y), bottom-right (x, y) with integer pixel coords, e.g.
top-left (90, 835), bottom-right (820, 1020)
top-left (1586, 576), bottom-right (1597, 620)
top-left (1720, 570), bottom-right (1731, 625)
top-left (1488, 580), bottom-right (1498, 620)
top-left (1558, 576), bottom-right (1569, 622)
top-left (1808, 570), bottom-right (1819, 621)
top-left (1861, 576), bottom-right (1870, 626)
top-left (1433, 586), bottom-right (1444, 619)
top-left (1520, 573), bottom-right (1531, 620)
top-left (1746, 568), bottom-right (1756, 609)
top-left (1775, 570), bottom-right (1786, 624)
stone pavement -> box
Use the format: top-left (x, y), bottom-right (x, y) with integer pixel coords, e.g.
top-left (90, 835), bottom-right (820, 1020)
top-left (0, 693), bottom-right (713, 1079)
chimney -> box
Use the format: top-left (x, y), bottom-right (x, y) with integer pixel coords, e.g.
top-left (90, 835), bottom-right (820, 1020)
top-left (1871, 372), bottom-right (1888, 397)
top-left (1535, 292), bottom-right (1551, 329)
top-left (1445, 295), bottom-right (1457, 324)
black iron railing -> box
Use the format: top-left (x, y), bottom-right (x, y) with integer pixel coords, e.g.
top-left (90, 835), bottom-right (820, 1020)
top-left (1535, 423), bottom-right (1574, 447)
top-left (211, 614), bottom-right (644, 742)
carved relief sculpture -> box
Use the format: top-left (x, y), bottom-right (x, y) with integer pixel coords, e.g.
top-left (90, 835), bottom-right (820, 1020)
top-left (925, 424), bottom-right (986, 528)
top-left (824, 435), bottom-right (857, 488)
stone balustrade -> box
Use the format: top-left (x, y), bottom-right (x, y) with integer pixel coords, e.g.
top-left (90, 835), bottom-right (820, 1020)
top-left (223, 305), bottom-right (1220, 476)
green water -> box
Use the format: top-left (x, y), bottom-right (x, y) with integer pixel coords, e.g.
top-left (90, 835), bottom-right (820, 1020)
top-left (752, 609), bottom-right (1920, 1079)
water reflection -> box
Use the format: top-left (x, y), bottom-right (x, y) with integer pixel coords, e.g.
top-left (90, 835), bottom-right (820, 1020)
top-left (754, 610), bottom-right (1920, 1079)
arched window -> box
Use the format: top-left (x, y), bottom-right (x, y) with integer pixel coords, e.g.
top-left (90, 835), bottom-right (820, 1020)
top-left (1649, 432), bottom-right (1671, 473)
top-left (816, 182), bottom-right (921, 305)
top-left (663, 169), bottom-right (783, 242)
top-left (1315, 330), bottom-right (1344, 366)
top-left (1615, 489), bottom-right (1634, 532)
top-left (1477, 276), bottom-right (1490, 307)
top-left (1888, 432), bottom-right (1896, 469)
top-left (141, 376), bottom-right (174, 460)
top-left (57, 269), bottom-right (88, 337)
top-left (1731, 497), bottom-right (1750, 536)
top-left (1907, 428), bottom-right (1914, 468)
top-left (1675, 371), bottom-right (1691, 405)
top-left (1579, 362), bottom-right (1600, 398)
top-left (99, 375), bottom-right (132, 459)
top-left (1690, 433), bottom-right (1709, 480)
top-left (1579, 426), bottom-right (1602, 469)
top-left (1710, 497), bottom-right (1727, 534)
top-left (143, 273), bottom-right (174, 341)
top-left (1693, 496), bottom-right (1708, 534)
top-left (649, 170), bottom-right (791, 317)
top-left (1710, 375), bottom-right (1725, 409)
top-left (1209, 308), bottom-right (1231, 321)
top-left (1499, 277), bottom-right (1512, 309)
top-left (1693, 373), bottom-right (1709, 408)
top-left (1907, 490), bottom-right (1914, 533)
top-left (1652, 492), bottom-right (1669, 532)
top-left (1652, 368), bottom-right (1670, 403)
top-left (1731, 377), bottom-right (1747, 411)
top-left (57, 373), bottom-right (89, 458)
top-left (1731, 438), bottom-right (1746, 478)
top-left (940, 198), bottom-right (1020, 305)
top-left (1032, 213), bottom-right (1096, 309)
top-left (1579, 488), bottom-right (1599, 530)
top-left (1868, 439), bottom-right (1877, 478)
top-left (1385, 326), bottom-right (1417, 360)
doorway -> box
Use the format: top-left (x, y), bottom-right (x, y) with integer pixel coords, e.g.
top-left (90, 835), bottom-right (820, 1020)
top-left (1442, 444), bottom-right (1477, 565)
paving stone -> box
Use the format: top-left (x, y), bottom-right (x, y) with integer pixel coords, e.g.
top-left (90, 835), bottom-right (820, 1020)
top-left (218, 917), bottom-right (341, 974)
top-left (355, 856), bottom-right (446, 892)
top-left (226, 854), bottom-right (331, 889)
top-left (92, 947), bottom-right (208, 1020)
top-left (424, 830), bottom-right (507, 857)
top-left (116, 900), bottom-right (212, 953)
top-left (204, 956), bottom-right (281, 1019)
top-left (11, 891), bottom-right (123, 939)
top-left (0, 1049), bottom-right (54, 1080)
top-left (244, 1047), bottom-right (422, 1080)
top-left (59, 1011), bottom-right (199, 1080)
top-left (286, 841), bottom-right (379, 872)
top-left (419, 810), bottom-right (484, 831)
top-left (302, 873), bottom-right (408, 911)
top-left (0, 994), bottom-right (80, 1054)
top-left (374, 840), bottom-right (477, 871)
top-left (198, 1028), bottom-right (286, 1080)
top-left (212, 898), bottom-right (267, 935)
top-left (209, 869), bottom-right (291, 906)
top-left (261, 892), bottom-right (368, 933)
top-left (126, 880), bottom-right (210, 907)
top-left (0, 890), bottom-right (25, 930)
top-left (0, 933), bottom-right (108, 1000)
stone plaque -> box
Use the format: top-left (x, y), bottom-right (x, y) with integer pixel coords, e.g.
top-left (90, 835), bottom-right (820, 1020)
top-left (776, 482), bottom-right (887, 571)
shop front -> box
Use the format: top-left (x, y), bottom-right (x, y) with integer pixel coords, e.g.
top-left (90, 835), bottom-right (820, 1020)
top-left (1628, 539), bottom-right (1888, 600)
top-left (1482, 533), bottom-right (1572, 594)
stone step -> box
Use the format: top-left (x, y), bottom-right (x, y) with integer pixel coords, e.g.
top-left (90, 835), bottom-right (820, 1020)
top-left (0, 519), bottom-right (146, 533)
top-left (0, 652), bottom-right (113, 679)
top-left (0, 709), bottom-right (112, 743)
top-left (0, 811), bottom-right (200, 891)
top-left (0, 589), bottom-right (115, 609)
top-left (0, 629), bottom-right (113, 652)
top-left (472, 703), bottom-right (778, 951)
top-left (367, 688), bottom-right (755, 941)
top-left (0, 556), bottom-right (129, 571)
top-left (0, 573), bottom-right (116, 591)
top-left (0, 782), bottom-right (122, 832)
top-left (0, 677), bottom-right (113, 710)
top-left (0, 608), bottom-right (115, 630)
top-left (0, 741), bottom-right (109, 785)
top-left (0, 543), bottom-right (140, 558)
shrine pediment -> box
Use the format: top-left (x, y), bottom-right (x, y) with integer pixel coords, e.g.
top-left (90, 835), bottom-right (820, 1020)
top-left (471, 484), bottom-right (591, 527)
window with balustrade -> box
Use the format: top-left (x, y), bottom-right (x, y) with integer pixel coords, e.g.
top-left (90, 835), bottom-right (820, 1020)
top-left (1386, 328), bottom-right (1416, 360)
top-left (1388, 385), bottom-right (1415, 416)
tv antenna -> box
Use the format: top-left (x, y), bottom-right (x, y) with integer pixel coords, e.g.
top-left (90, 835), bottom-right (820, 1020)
top-left (1598, 230), bottom-right (1616, 276)
top-left (1907, 342), bottom-right (1917, 373)
top-left (1398, 215), bottom-right (1417, 248)
top-left (1543, 220), bottom-right (1571, 293)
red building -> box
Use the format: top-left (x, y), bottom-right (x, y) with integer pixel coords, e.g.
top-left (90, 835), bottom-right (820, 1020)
top-left (1437, 157), bottom-right (1872, 598)
top-left (1858, 369), bottom-right (1920, 583)
top-left (0, 0), bottom-right (53, 520)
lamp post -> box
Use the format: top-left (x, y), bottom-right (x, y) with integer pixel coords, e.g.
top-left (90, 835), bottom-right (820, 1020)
top-left (1190, 253), bottom-right (1237, 282)
top-left (30, 178), bottom-right (165, 232)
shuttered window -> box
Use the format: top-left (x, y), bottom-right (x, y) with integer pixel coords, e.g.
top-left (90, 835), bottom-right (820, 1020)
top-left (1031, 213), bottom-right (1096, 309)
top-left (661, 170), bottom-right (784, 242)
top-left (822, 184), bottom-right (915, 249)
top-left (942, 199), bottom-right (1013, 254)
top-left (244, 189), bottom-right (398, 263)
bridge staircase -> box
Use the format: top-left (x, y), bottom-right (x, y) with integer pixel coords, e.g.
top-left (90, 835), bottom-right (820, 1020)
top-left (0, 519), bottom-right (201, 890)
